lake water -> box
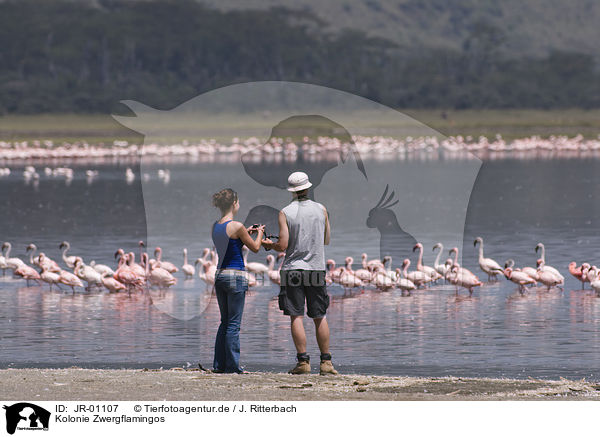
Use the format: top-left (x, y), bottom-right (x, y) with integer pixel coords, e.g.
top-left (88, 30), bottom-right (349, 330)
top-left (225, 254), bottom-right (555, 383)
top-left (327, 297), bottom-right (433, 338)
top-left (2, 156), bottom-right (600, 379)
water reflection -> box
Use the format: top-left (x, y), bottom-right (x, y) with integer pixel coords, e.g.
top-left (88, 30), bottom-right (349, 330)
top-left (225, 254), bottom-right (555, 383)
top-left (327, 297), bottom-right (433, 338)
top-left (3, 158), bottom-right (600, 379)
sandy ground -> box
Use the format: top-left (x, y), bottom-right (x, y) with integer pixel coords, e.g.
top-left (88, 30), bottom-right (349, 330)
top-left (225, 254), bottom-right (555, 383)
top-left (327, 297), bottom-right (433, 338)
top-left (2, 368), bottom-right (600, 400)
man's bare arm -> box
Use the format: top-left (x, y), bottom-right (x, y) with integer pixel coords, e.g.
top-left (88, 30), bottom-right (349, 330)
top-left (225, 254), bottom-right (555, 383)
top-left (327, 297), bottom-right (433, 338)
top-left (323, 206), bottom-right (330, 245)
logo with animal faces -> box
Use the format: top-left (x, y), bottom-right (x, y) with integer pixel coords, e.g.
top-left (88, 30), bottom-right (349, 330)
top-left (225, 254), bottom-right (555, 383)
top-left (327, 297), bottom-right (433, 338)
top-left (113, 81), bottom-right (481, 319)
top-left (3, 403), bottom-right (50, 435)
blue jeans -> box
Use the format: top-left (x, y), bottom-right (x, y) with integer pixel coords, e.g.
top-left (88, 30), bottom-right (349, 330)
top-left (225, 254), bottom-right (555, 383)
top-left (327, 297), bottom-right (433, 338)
top-left (213, 271), bottom-right (248, 373)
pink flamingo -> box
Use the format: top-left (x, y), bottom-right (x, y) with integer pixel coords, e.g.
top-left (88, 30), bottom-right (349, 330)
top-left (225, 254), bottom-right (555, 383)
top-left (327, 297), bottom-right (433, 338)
top-left (127, 252), bottom-right (146, 278)
top-left (14, 265), bottom-right (41, 285)
top-left (266, 253), bottom-right (285, 285)
top-left (337, 266), bottom-right (364, 291)
top-left (39, 264), bottom-right (61, 290)
top-left (536, 259), bottom-right (563, 290)
top-left (504, 267), bottom-right (537, 293)
top-left (148, 259), bottom-right (177, 288)
top-left (401, 259), bottom-right (430, 288)
top-left (101, 272), bottom-right (126, 293)
top-left (361, 253), bottom-right (384, 271)
top-left (114, 253), bottom-right (144, 292)
top-left (154, 247), bottom-right (179, 273)
top-left (326, 259), bottom-right (344, 283)
top-left (195, 258), bottom-right (216, 287)
top-left (58, 269), bottom-right (84, 292)
top-left (413, 243), bottom-right (441, 281)
top-left (569, 262), bottom-right (589, 289)
top-left (346, 256), bottom-right (372, 282)
top-left (394, 268), bottom-right (416, 293)
top-left (447, 265), bottom-right (482, 295)
top-left (448, 247), bottom-right (477, 280)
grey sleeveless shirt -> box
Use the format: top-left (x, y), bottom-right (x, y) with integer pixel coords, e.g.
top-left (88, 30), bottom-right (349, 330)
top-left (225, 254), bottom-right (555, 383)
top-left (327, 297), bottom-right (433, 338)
top-left (281, 199), bottom-right (326, 271)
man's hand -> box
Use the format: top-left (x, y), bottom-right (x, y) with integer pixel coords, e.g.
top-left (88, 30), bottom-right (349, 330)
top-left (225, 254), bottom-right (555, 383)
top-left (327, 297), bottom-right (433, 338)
top-left (261, 238), bottom-right (273, 250)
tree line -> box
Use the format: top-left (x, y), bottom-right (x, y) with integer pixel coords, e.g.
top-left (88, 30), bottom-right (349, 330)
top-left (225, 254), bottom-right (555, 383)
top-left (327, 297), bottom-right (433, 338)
top-left (0, 0), bottom-right (598, 114)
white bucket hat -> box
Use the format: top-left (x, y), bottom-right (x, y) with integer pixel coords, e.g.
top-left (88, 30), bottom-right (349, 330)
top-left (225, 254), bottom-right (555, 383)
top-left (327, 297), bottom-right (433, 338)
top-left (287, 171), bottom-right (313, 192)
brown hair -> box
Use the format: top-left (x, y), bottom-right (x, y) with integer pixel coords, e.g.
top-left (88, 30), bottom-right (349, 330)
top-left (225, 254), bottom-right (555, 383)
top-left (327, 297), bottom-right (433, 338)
top-left (212, 188), bottom-right (238, 213)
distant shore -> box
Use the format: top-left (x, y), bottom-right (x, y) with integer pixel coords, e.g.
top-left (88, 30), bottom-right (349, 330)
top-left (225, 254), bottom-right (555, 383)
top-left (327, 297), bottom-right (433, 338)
top-left (1, 368), bottom-right (599, 400)
top-left (2, 109), bottom-right (600, 143)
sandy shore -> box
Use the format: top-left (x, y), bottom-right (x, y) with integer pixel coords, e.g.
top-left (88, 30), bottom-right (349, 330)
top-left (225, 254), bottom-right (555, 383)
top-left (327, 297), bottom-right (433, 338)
top-left (1, 368), bottom-right (600, 400)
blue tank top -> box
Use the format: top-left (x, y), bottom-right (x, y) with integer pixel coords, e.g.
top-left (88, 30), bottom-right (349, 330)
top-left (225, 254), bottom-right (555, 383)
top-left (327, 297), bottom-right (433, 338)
top-left (212, 220), bottom-right (245, 270)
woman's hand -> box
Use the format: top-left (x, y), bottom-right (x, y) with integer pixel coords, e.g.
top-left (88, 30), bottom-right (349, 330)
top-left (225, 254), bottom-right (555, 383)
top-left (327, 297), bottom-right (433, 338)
top-left (247, 224), bottom-right (265, 234)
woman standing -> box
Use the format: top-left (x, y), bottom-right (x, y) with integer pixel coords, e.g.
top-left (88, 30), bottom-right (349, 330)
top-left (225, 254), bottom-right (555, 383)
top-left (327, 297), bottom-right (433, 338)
top-left (211, 188), bottom-right (264, 373)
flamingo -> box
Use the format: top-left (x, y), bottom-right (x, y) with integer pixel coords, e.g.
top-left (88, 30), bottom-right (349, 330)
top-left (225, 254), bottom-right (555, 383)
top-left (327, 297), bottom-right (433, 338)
top-left (503, 259), bottom-right (537, 286)
top-left (2, 242), bottom-right (26, 271)
top-left (182, 248), bottom-right (195, 278)
top-left (473, 237), bottom-right (504, 281)
top-left (39, 264), bottom-right (62, 290)
top-left (266, 253), bottom-right (285, 285)
top-left (502, 258), bottom-right (540, 281)
top-left (242, 246), bottom-right (269, 276)
top-left (361, 253), bottom-right (384, 271)
top-left (346, 256), bottom-right (372, 282)
top-left (413, 243), bottom-right (441, 281)
top-left (0, 247), bottom-right (7, 276)
top-left (447, 265), bottom-right (482, 295)
top-left (58, 241), bottom-right (77, 269)
top-left (195, 258), bottom-right (215, 287)
top-left (535, 243), bottom-right (564, 281)
top-left (153, 247), bottom-right (179, 273)
top-left (127, 252), bottom-right (146, 278)
top-left (401, 258), bottom-right (430, 288)
top-left (114, 253), bottom-right (144, 292)
top-left (568, 262), bottom-right (589, 289)
top-left (58, 269), bottom-right (84, 292)
top-left (394, 268), bottom-right (416, 293)
top-left (25, 244), bottom-right (43, 267)
top-left (14, 264), bottom-right (41, 285)
top-left (371, 267), bottom-right (395, 290)
top-left (504, 267), bottom-right (537, 293)
top-left (337, 266), bottom-right (364, 291)
top-left (148, 259), bottom-right (177, 288)
top-left (586, 267), bottom-right (600, 294)
top-left (326, 259), bottom-right (344, 283)
top-left (59, 241), bottom-right (78, 268)
top-left (74, 258), bottom-right (103, 290)
top-left (101, 271), bottom-right (127, 293)
top-left (89, 260), bottom-right (115, 277)
top-left (536, 260), bottom-right (563, 290)
top-left (448, 247), bottom-right (478, 280)
top-left (432, 243), bottom-right (450, 277)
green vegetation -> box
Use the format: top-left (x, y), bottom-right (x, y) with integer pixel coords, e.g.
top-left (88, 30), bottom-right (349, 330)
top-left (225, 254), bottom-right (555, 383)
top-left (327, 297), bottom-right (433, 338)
top-left (2, 109), bottom-right (599, 143)
top-left (0, 0), bottom-right (599, 115)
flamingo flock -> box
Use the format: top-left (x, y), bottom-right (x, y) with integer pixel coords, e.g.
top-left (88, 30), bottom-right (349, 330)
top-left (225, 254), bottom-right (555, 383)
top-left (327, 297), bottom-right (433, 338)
top-left (0, 240), bottom-right (289, 294)
top-left (0, 236), bottom-right (594, 297)
top-left (323, 239), bottom-right (571, 296)
top-left (2, 135), bottom-right (600, 163)
top-left (8, 165), bottom-right (173, 186)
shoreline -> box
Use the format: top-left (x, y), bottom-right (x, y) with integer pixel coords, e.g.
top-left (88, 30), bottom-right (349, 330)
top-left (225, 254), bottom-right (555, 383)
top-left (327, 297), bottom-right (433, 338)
top-left (1, 368), bottom-right (599, 401)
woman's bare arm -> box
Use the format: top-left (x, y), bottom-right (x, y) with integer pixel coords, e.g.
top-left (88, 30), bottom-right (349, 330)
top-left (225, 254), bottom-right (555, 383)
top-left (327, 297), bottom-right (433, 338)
top-left (232, 222), bottom-right (264, 253)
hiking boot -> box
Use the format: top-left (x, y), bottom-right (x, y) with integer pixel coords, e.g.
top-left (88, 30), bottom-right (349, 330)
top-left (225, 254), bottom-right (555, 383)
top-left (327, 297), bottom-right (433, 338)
top-left (319, 360), bottom-right (339, 375)
top-left (289, 361), bottom-right (311, 374)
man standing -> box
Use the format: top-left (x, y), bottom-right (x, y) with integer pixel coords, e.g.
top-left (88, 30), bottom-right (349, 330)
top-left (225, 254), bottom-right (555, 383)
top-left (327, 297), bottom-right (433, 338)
top-left (262, 171), bottom-right (338, 375)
